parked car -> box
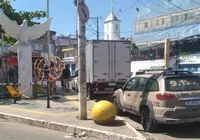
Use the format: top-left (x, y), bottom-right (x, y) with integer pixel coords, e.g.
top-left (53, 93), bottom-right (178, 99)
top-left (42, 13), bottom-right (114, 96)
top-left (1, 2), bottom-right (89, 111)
top-left (112, 68), bottom-right (200, 132)
top-left (71, 70), bottom-right (78, 92)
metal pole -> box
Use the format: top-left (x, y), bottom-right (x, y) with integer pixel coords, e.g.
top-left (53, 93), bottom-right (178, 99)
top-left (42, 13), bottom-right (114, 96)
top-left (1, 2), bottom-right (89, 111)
top-left (97, 16), bottom-right (99, 40)
top-left (77, 0), bottom-right (87, 120)
top-left (46, 0), bottom-right (50, 108)
top-left (164, 38), bottom-right (170, 68)
top-left (1, 33), bottom-right (3, 56)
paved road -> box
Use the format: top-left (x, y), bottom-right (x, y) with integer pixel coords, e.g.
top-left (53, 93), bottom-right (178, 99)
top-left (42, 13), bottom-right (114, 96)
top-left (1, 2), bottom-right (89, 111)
top-left (0, 119), bottom-right (98, 140)
top-left (119, 114), bottom-right (200, 140)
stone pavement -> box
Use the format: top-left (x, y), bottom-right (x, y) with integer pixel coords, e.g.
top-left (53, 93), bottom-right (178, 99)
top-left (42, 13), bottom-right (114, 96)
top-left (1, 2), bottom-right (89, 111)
top-left (0, 90), bottom-right (145, 140)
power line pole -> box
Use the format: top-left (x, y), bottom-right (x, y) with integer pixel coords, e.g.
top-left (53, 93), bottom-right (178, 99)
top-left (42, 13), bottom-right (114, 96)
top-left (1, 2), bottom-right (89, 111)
top-left (77, 0), bottom-right (87, 120)
top-left (164, 38), bottom-right (170, 68)
top-left (46, 0), bottom-right (50, 108)
top-left (90, 17), bottom-right (100, 40)
top-left (97, 16), bottom-right (99, 40)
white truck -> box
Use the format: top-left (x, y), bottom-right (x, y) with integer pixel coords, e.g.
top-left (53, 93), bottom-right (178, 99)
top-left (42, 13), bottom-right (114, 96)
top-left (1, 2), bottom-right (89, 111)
top-left (86, 40), bottom-right (132, 99)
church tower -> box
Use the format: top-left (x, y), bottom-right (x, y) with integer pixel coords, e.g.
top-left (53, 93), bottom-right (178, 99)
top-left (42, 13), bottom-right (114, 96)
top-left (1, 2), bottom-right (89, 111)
top-left (104, 0), bottom-right (121, 40)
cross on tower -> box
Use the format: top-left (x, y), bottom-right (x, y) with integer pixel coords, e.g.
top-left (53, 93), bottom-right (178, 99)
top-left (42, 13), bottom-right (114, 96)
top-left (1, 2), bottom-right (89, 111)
top-left (111, 0), bottom-right (115, 13)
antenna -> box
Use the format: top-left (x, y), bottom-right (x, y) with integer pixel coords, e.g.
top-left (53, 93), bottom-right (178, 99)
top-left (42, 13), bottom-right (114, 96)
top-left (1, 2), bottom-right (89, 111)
top-left (111, 0), bottom-right (114, 13)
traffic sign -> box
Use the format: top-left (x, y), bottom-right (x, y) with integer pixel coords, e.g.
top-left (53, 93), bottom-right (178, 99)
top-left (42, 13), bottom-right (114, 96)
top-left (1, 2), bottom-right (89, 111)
top-left (78, 3), bottom-right (90, 23)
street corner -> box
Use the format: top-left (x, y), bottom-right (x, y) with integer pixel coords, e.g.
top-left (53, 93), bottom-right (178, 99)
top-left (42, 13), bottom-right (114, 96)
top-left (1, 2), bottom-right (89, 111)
top-left (0, 97), bottom-right (79, 117)
top-left (0, 98), bottom-right (43, 109)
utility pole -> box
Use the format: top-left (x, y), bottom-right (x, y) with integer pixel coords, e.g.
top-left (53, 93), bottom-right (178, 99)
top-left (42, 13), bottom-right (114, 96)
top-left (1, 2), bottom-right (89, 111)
top-left (96, 16), bottom-right (99, 40)
top-left (46, 0), bottom-right (50, 108)
top-left (1, 33), bottom-right (3, 56)
top-left (90, 16), bottom-right (99, 40)
top-left (164, 38), bottom-right (170, 68)
top-left (77, 0), bottom-right (87, 120)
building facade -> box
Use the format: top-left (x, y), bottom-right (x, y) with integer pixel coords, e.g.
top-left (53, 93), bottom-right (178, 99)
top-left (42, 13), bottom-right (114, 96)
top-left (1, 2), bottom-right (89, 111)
top-left (56, 35), bottom-right (78, 76)
top-left (104, 12), bottom-right (121, 40)
top-left (133, 0), bottom-right (200, 47)
top-left (8, 30), bottom-right (57, 57)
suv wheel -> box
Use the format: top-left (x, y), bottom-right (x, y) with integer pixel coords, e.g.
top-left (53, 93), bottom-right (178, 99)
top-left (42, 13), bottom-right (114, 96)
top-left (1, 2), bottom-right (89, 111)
top-left (140, 107), bottom-right (157, 132)
top-left (112, 98), bottom-right (124, 116)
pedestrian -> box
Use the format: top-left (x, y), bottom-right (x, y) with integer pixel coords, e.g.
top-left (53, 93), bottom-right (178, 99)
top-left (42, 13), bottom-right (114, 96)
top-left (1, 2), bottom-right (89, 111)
top-left (14, 66), bottom-right (18, 83)
top-left (8, 67), bottom-right (14, 84)
top-left (60, 74), bottom-right (65, 91)
top-left (63, 64), bottom-right (71, 92)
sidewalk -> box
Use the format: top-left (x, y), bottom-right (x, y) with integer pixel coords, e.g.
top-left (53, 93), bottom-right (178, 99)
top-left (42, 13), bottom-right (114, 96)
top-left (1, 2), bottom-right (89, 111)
top-left (0, 91), bottom-right (145, 140)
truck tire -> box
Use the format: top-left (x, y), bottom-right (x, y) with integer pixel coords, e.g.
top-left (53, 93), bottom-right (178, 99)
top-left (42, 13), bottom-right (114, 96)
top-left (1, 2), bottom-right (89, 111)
top-left (87, 88), bottom-right (93, 100)
top-left (140, 107), bottom-right (158, 132)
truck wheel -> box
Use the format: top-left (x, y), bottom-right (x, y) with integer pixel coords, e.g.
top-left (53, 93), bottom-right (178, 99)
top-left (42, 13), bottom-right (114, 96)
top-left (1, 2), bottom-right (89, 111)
top-left (112, 98), bottom-right (124, 116)
top-left (87, 88), bottom-right (93, 100)
top-left (140, 107), bottom-right (157, 132)
top-left (75, 84), bottom-right (78, 93)
top-left (76, 88), bottom-right (78, 93)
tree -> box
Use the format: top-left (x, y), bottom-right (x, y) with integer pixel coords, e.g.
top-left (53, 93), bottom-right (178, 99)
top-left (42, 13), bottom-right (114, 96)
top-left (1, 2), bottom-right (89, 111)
top-left (0, 0), bottom-right (47, 46)
top-left (73, 0), bottom-right (77, 6)
top-left (131, 43), bottom-right (138, 50)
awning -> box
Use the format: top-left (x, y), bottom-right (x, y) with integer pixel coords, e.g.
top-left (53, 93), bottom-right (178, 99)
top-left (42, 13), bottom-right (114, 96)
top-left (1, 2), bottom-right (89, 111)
top-left (62, 48), bottom-right (74, 52)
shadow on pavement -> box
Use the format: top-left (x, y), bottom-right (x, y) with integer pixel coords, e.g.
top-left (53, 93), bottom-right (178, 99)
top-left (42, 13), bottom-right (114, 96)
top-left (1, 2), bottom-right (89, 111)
top-left (155, 123), bottom-right (200, 139)
top-left (101, 120), bottom-right (126, 127)
top-left (0, 99), bottom-right (13, 105)
top-left (126, 112), bottom-right (200, 139)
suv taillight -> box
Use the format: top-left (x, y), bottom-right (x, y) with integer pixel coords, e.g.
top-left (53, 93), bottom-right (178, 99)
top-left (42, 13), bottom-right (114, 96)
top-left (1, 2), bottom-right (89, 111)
top-left (156, 93), bottom-right (176, 100)
top-left (95, 82), bottom-right (99, 90)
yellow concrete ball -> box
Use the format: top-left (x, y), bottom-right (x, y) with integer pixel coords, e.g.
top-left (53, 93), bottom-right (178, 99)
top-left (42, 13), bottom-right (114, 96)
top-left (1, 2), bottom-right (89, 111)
top-left (91, 100), bottom-right (117, 125)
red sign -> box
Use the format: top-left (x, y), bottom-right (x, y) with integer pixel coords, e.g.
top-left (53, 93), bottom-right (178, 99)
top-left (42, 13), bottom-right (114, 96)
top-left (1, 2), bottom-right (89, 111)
top-left (32, 51), bottom-right (41, 56)
top-left (7, 56), bottom-right (18, 65)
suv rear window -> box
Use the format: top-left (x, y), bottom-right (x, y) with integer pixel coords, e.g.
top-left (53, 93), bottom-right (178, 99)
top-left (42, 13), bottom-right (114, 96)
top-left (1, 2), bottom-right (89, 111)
top-left (165, 77), bottom-right (200, 91)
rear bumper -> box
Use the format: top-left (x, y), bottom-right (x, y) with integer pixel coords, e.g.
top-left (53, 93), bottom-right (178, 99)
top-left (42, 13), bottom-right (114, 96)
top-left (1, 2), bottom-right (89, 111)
top-left (154, 115), bottom-right (200, 124)
top-left (154, 106), bottom-right (200, 124)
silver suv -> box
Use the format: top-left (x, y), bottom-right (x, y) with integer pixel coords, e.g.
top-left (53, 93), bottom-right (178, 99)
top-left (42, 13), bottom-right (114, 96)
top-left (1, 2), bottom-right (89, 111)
top-left (112, 68), bottom-right (200, 132)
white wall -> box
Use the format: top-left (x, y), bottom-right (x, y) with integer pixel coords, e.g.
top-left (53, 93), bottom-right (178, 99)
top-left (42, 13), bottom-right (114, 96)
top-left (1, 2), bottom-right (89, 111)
top-left (104, 21), bottom-right (120, 40)
top-left (131, 58), bottom-right (177, 77)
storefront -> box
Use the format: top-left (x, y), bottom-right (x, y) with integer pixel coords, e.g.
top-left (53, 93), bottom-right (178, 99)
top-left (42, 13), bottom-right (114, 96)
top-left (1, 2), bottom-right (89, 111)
top-left (178, 54), bottom-right (200, 73)
top-left (62, 56), bottom-right (77, 76)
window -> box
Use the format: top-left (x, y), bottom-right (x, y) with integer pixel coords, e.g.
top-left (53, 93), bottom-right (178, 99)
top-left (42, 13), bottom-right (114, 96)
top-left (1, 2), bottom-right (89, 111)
top-left (107, 25), bottom-right (109, 31)
top-left (196, 8), bottom-right (200, 21)
top-left (184, 13), bottom-right (188, 20)
top-left (175, 15), bottom-right (179, 22)
top-left (134, 77), bottom-right (148, 91)
top-left (124, 78), bottom-right (137, 91)
top-left (107, 35), bottom-right (109, 40)
top-left (156, 20), bottom-right (159, 26)
top-left (144, 22), bottom-right (148, 28)
top-left (161, 18), bottom-right (164, 25)
top-left (146, 79), bottom-right (159, 91)
top-left (64, 52), bottom-right (68, 58)
top-left (115, 24), bottom-right (119, 31)
top-left (171, 15), bottom-right (179, 25)
top-left (165, 77), bottom-right (200, 91)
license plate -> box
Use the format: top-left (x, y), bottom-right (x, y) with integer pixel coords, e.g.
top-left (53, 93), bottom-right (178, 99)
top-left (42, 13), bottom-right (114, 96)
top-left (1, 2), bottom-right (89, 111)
top-left (108, 83), bottom-right (116, 86)
top-left (185, 100), bottom-right (200, 106)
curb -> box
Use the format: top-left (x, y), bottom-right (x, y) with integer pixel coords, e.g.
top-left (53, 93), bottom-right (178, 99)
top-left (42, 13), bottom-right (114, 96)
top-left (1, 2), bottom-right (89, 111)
top-left (0, 112), bottom-right (143, 140)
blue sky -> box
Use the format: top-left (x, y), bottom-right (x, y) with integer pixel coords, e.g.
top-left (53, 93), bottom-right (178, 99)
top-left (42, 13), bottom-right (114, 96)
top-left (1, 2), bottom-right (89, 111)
top-left (11, 0), bottom-right (141, 40)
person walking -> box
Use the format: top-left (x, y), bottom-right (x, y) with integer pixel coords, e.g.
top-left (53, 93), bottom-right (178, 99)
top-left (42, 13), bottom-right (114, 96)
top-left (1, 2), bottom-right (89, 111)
top-left (63, 64), bottom-right (71, 92)
top-left (8, 67), bottom-right (14, 84)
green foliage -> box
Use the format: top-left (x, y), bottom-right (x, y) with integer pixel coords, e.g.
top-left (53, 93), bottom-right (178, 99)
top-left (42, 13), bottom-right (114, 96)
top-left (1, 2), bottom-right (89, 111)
top-left (0, 0), bottom-right (47, 45)
top-left (74, 0), bottom-right (77, 6)
top-left (180, 52), bottom-right (190, 56)
top-left (131, 43), bottom-right (138, 50)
